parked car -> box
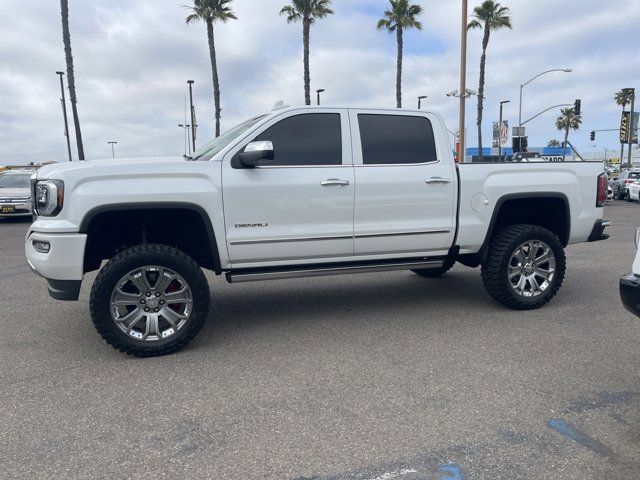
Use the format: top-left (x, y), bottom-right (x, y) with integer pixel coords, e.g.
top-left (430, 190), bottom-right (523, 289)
top-left (611, 169), bottom-right (640, 199)
top-left (25, 106), bottom-right (610, 356)
top-left (620, 228), bottom-right (640, 318)
top-left (0, 169), bottom-right (33, 218)
top-left (624, 179), bottom-right (640, 202)
top-left (608, 185), bottom-right (614, 201)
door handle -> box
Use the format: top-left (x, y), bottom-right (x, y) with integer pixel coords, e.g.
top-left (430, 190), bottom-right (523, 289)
top-left (425, 177), bottom-right (451, 185)
top-left (321, 179), bottom-right (350, 186)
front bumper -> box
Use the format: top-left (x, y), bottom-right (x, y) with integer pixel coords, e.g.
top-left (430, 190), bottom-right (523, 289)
top-left (0, 200), bottom-right (32, 217)
top-left (25, 230), bottom-right (87, 301)
top-left (620, 273), bottom-right (640, 318)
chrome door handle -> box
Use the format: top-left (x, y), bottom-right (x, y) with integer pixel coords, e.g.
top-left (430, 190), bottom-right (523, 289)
top-left (321, 179), bottom-right (350, 186)
top-left (425, 177), bottom-right (451, 184)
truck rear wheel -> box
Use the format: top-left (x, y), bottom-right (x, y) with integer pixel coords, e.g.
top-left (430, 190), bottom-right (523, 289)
top-left (89, 244), bottom-right (210, 357)
top-left (481, 225), bottom-right (565, 310)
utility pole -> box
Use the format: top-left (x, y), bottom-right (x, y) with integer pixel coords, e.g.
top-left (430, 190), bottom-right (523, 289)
top-left (627, 88), bottom-right (636, 169)
top-left (107, 141), bottom-right (118, 158)
top-left (498, 100), bottom-right (510, 162)
top-left (418, 96), bottom-right (427, 109)
top-left (55, 71), bottom-right (73, 162)
top-left (458, 0), bottom-right (468, 163)
top-left (187, 80), bottom-right (196, 153)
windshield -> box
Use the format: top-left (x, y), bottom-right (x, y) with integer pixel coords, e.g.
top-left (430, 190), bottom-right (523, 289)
top-left (191, 115), bottom-right (268, 161)
top-left (629, 172), bottom-right (640, 179)
top-left (0, 173), bottom-right (31, 189)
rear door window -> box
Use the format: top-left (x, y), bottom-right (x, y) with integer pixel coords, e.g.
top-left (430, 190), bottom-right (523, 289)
top-left (357, 114), bottom-right (437, 165)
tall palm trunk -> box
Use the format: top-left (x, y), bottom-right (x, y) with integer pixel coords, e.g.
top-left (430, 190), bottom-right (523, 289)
top-left (206, 19), bottom-right (221, 137)
top-left (396, 26), bottom-right (403, 109)
top-left (61, 0), bottom-right (84, 160)
top-left (562, 128), bottom-right (569, 162)
top-left (302, 17), bottom-right (311, 106)
top-left (476, 25), bottom-right (490, 162)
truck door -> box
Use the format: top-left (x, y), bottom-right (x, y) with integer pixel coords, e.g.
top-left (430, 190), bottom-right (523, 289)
top-left (349, 110), bottom-right (457, 257)
top-left (221, 109), bottom-right (355, 266)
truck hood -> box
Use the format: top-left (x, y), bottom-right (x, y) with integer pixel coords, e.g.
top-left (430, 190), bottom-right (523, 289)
top-left (36, 156), bottom-right (183, 180)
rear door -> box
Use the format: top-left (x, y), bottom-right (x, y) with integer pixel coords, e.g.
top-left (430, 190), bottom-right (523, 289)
top-left (221, 109), bottom-right (355, 266)
top-left (349, 110), bottom-right (457, 258)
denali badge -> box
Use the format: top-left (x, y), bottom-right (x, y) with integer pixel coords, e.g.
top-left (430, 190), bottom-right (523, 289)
top-left (235, 223), bottom-right (268, 228)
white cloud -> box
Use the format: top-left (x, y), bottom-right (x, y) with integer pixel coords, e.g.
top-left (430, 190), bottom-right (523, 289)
top-left (0, 0), bottom-right (639, 164)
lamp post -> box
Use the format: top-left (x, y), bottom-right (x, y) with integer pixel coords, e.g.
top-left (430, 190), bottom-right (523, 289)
top-left (418, 96), bottom-right (428, 109)
top-left (518, 68), bottom-right (572, 134)
top-left (107, 141), bottom-right (118, 159)
top-left (316, 89), bottom-right (325, 106)
top-left (498, 100), bottom-right (510, 162)
top-left (178, 124), bottom-right (191, 155)
top-left (458, 0), bottom-right (468, 163)
top-left (187, 80), bottom-right (196, 152)
top-left (55, 71), bottom-right (73, 162)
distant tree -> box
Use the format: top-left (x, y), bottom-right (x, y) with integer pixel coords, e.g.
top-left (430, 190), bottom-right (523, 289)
top-left (280, 0), bottom-right (334, 106)
top-left (377, 0), bottom-right (423, 109)
top-left (468, 1), bottom-right (512, 162)
top-left (614, 88), bottom-right (634, 167)
top-left (186, 0), bottom-right (237, 138)
top-left (60, 0), bottom-right (84, 160)
top-left (547, 139), bottom-right (561, 148)
top-left (556, 108), bottom-right (582, 161)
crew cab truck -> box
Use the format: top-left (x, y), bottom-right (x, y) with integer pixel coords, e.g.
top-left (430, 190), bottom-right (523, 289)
top-left (26, 107), bottom-right (610, 357)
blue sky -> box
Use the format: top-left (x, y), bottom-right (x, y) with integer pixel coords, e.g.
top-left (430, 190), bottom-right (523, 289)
top-left (0, 0), bottom-right (639, 164)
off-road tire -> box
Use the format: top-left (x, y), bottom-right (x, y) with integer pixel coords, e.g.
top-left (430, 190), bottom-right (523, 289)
top-left (90, 244), bottom-right (210, 357)
top-left (481, 225), bottom-right (566, 310)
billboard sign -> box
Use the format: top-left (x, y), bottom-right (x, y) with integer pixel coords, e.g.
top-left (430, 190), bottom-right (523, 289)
top-left (621, 111), bottom-right (639, 144)
top-left (493, 120), bottom-right (509, 148)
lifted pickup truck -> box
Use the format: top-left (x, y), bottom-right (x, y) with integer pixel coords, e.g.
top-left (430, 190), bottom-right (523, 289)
top-left (26, 107), bottom-right (609, 356)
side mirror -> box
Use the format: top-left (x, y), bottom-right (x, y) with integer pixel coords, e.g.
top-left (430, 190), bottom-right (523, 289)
top-left (233, 141), bottom-right (274, 168)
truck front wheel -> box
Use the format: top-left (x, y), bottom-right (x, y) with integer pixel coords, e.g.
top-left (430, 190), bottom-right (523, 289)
top-left (89, 244), bottom-right (210, 357)
top-left (481, 225), bottom-right (566, 310)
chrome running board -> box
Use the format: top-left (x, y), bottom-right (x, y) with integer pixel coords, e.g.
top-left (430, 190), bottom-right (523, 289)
top-left (226, 258), bottom-right (444, 283)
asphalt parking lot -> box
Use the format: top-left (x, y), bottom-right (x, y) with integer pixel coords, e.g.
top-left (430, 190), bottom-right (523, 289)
top-left (1, 202), bottom-right (640, 480)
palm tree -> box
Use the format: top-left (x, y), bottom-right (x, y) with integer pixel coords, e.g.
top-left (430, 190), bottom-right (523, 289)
top-left (60, 0), bottom-right (84, 160)
top-left (615, 88), bottom-right (634, 166)
top-left (377, 0), bottom-right (423, 109)
top-left (556, 107), bottom-right (582, 162)
top-left (468, 1), bottom-right (512, 162)
top-left (547, 139), bottom-right (561, 148)
top-left (280, 0), bottom-right (333, 106)
top-left (186, 0), bottom-right (237, 138)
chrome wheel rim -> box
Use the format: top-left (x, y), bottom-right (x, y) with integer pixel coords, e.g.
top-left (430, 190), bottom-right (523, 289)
top-left (508, 240), bottom-right (556, 298)
top-left (110, 266), bottom-right (193, 341)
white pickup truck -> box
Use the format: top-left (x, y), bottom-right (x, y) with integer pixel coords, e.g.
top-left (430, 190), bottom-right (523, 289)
top-left (26, 106), bottom-right (610, 356)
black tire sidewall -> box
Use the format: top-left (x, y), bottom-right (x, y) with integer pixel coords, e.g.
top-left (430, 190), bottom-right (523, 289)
top-left (482, 225), bottom-right (566, 310)
top-left (90, 244), bottom-right (210, 356)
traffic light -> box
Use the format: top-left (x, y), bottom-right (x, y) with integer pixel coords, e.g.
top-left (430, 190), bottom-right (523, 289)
top-left (513, 137), bottom-right (521, 153)
top-left (574, 99), bottom-right (581, 116)
top-left (521, 136), bottom-right (528, 151)
top-left (590, 131), bottom-right (596, 142)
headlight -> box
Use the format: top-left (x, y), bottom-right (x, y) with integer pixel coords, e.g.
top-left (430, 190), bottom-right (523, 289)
top-left (34, 180), bottom-right (64, 216)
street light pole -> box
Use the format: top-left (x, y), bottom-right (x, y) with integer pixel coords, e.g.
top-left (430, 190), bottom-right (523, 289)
top-left (187, 80), bottom-right (196, 152)
top-left (458, 0), bottom-right (468, 163)
top-left (498, 100), bottom-right (510, 162)
top-left (107, 141), bottom-right (118, 159)
top-left (418, 96), bottom-right (427, 109)
top-left (316, 89), bottom-right (325, 106)
top-left (56, 71), bottom-right (73, 162)
top-left (518, 68), bottom-right (572, 133)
